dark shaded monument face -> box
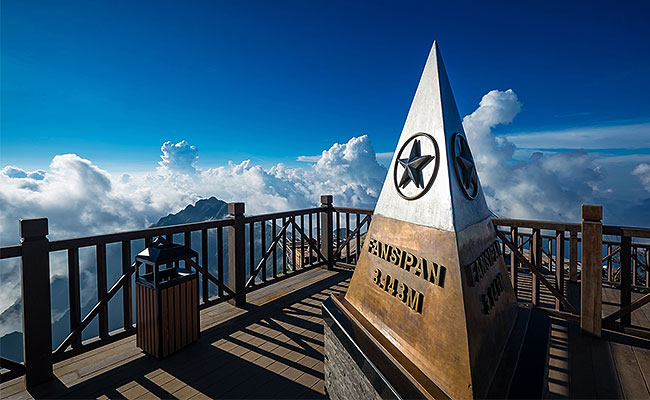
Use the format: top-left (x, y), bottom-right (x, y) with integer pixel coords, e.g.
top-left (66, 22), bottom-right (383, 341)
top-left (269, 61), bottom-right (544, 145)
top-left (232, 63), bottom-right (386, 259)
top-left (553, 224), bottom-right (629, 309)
top-left (342, 42), bottom-right (518, 399)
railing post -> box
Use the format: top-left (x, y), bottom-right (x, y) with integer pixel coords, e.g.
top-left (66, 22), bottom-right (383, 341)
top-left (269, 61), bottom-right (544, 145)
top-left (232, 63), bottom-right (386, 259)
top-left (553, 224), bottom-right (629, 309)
top-left (320, 195), bottom-right (334, 270)
top-left (20, 218), bottom-right (53, 387)
top-left (228, 202), bottom-right (246, 307)
top-left (580, 205), bottom-right (602, 337)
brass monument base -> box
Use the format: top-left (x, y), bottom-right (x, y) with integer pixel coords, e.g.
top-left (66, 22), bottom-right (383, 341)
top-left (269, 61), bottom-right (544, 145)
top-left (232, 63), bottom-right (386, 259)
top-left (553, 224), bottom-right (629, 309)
top-left (322, 295), bottom-right (550, 399)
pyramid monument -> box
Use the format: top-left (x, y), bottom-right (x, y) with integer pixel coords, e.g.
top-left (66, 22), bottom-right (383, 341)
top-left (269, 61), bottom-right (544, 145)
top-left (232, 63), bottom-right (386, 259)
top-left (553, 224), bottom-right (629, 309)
top-left (336, 42), bottom-right (519, 399)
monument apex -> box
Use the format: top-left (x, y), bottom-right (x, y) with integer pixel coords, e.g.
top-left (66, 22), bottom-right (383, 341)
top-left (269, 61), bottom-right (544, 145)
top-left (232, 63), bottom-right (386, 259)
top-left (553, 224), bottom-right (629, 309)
top-left (374, 41), bottom-right (491, 233)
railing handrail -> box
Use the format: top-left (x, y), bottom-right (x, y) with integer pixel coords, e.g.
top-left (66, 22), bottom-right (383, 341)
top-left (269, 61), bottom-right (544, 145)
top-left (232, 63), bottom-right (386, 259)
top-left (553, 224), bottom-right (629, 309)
top-left (0, 245), bottom-right (21, 259)
top-left (331, 206), bottom-right (374, 214)
top-left (49, 218), bottom-right (235, 250)
top-left (492, 218), bottom-right (581, 232)
top-left (243, 206), bottom-right (326, 223)
top-left (603, 225), bottom-right (650, 238)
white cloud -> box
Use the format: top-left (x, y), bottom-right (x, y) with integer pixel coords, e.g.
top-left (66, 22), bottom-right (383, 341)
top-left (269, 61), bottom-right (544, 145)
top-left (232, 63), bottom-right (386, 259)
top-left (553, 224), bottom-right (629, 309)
top-left (462, 89), bottom-right (520, 172)
top-left (504, 122), bottom-right (650, 150)
top-left (1, 166), bottom-right (45, 180)
top-left (633, 163), bottom-right (650, 192)
top-left (158, 140), bottom-right (199, 174)
top-left (462, 89), bottom-right (607, 222)
top-left (2, 93), bottom-right (649, 327)
top-left (298, 148), bottom-right (393, 166)
top-left (296, 155), bottom-right (321, 162)
top-left (0, 137), bottom-right (386, 248)
top-left (0, 137), bottom-right (386, 319)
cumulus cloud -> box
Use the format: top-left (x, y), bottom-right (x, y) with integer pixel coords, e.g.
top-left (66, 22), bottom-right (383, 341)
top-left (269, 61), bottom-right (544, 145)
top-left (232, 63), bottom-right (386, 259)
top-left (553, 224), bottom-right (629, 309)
top-left (197, 135), bottom-right (387, 212)
top-left (1, 166), bottom-right (46, 180)
top-left (463, 89), bottom-right (606, 221)
top-left (158, 140), bottom-right (199, 174)
top-left (0, 137), bottom-right (386, 320)
top-left (633, 163), bottom-right (650, 192)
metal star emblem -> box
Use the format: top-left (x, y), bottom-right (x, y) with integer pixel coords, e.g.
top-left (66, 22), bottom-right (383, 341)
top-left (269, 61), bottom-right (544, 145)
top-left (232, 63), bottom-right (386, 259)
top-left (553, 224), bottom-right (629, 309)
top-left (397, 139), bottom-right (434, 189)
top-left (453, 134), bottom-right (478, 199)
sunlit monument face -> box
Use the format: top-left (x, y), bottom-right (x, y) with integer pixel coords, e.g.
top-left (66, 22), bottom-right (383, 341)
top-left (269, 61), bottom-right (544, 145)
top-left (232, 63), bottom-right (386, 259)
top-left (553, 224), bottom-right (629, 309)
top-left (340, 42), bottom-right (518, 399)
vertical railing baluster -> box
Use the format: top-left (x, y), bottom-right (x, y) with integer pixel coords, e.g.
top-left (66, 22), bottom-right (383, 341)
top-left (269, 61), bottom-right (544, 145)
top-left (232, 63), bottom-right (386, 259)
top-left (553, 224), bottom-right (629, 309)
top-left (309, 213), bottom-right (313, 266)
top-left (345, 212), bottom-right (351, 264)
top-left (300, 214), bottom-right (305, 268)
top-left (607, 244), bottom-right (613, 282)
top-left (121, 241), bottom-right (132, 330)
top-left (184, 231), bottom-right (191, 248)
top-left (272, 219), bottom-right (278, 278)
top-left (68, 247), bottom-right (82, 348)
top-left (501, 230), bottom-right (506, 261)
top-left (531, 229), bottom-right (541, 306)
top-left (556, 231), bottom-right (565, 311)
top-left (632, 246), bottom-right (637, 287)
top-left (646, 249), bottom-right (650, 288)
top-left (249, 222), bottom-right (255, 283)
top-left (336, 211), bottom-right (341, 262)
top-left (201, 229), bottom-right (209, 303)
top-left (620, 234), bottom-right (632, 326)
top-left (569, 231), bottom-right (578, 282)
top-left (282, 217), bottom-right (287, 274)
top-left (291, 216), bottom-right (296, 271)
top-left (96, 243), bottom-right (108, 339)
top-left (356, 213), bottom-right (361, 264)
top-left (217, 227), bottom-right (224, 298)
top-left (510, 227), bottom-right (518, 294)
top-left (261, 220), bottom-right (267, 282)
top-left (548, 237), bottom-right (554, 272)
top-left (317, 211), bottom-right (321, 256)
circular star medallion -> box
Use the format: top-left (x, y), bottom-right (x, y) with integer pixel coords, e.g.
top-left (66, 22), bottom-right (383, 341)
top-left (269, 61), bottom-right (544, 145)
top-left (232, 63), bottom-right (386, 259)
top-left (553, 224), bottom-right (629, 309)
top-left (393, 133), bottom-right (440, 200)
top-left (452, 132), bottom-right (479, 199)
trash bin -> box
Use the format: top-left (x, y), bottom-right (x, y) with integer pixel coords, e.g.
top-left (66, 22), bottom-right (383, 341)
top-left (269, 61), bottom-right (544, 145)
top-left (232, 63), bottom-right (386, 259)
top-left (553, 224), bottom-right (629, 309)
top-left (135, 237), bottom-right (199, 358)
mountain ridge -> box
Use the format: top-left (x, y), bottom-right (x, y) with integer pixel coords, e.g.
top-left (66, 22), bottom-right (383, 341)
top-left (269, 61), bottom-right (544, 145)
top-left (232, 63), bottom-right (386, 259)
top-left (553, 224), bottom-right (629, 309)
top-left (151, 196), bottom-right (229, 227)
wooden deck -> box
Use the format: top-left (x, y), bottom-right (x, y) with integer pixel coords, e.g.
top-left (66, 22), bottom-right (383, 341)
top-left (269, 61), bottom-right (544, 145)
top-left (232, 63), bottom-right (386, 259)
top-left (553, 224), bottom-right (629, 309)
top-left (2, 268), bottom-right (351, 399)
top-left (2, 268), bottom-right (650, 399)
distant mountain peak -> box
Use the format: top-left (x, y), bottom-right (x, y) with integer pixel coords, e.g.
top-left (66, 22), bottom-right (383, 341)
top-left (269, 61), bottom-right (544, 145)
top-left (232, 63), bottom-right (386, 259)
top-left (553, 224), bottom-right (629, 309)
top-left (152, 197), bottom-right (229, 227)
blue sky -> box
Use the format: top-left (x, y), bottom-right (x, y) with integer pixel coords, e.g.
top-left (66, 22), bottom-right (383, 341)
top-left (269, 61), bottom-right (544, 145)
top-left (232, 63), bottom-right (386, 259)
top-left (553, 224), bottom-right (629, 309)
top-left (2, 0), bottom-right (649, 172)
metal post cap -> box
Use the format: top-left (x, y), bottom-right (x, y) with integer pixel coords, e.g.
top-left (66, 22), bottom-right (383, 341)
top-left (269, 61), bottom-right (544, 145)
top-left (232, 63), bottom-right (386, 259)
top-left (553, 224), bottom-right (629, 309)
top-left (581, 205), bottom-right (602, 221)
top-left (20, 218), bottom-right (48, 238)
top-left (228, 202), bottom-right (245, 215)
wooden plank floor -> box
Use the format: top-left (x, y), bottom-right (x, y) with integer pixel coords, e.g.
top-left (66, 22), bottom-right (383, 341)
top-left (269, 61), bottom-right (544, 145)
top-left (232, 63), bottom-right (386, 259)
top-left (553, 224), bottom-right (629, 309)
top-left (2, 268), bottom-right (649, 399)
top-left (1, 267), bottom-right (352, 400)
top-left (546, 318), bottom-right (650, 398)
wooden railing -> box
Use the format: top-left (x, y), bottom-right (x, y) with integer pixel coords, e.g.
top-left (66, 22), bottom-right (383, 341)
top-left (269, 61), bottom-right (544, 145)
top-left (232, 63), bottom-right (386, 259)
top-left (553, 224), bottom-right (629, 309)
top-left (1, 198), bottom-right (649, 387)
top-left (331, 206), bottom-right (373, 268)
top-left (493, 218), bottom-right (581, 314)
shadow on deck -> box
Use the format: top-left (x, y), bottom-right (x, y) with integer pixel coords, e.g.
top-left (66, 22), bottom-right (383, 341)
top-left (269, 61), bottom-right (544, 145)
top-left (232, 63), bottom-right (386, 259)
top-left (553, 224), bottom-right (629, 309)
top-left (2, 268), bottom-right (650, 399)
top-left (2, 268), bottom-right (352, 400)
